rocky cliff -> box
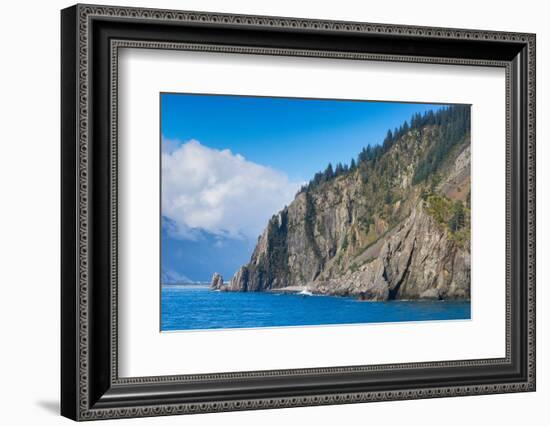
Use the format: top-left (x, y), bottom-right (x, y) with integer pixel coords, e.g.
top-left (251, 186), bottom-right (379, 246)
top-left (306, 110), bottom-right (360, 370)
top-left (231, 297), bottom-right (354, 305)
top-left (227, 106), bottom-right (471, 300)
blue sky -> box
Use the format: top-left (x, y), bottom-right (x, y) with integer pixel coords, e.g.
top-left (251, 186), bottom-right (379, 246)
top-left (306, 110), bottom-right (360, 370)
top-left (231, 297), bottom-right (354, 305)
top-left (161, 94), bottom-right (444, 182)
top-left (161, 93), bottom-right (446, 282)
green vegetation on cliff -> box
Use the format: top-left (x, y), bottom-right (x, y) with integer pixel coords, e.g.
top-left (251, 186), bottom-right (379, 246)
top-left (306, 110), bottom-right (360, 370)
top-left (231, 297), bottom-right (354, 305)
top-left (302, 105), bottom-right (470, 193)
top-left (229, 105), bottom-right (472, 300)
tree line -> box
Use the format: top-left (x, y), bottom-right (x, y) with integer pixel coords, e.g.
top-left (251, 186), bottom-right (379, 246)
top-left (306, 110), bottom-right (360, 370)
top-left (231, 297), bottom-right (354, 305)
top-left (300, 104), bottom-right (470, 193)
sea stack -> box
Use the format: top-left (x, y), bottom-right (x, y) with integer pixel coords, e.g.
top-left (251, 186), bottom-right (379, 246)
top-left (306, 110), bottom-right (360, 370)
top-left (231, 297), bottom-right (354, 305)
top-left (210, 272), bottom-right (225, 290)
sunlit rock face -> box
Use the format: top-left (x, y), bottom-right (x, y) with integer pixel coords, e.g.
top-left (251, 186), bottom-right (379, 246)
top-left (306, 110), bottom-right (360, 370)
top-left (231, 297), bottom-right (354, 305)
top-left (230, 107), bottom-right (471, 301)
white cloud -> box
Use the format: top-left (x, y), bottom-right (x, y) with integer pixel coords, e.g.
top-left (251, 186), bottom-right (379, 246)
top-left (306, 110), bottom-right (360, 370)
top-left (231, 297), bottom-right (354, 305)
top-left (161, 137), bottom-right (181, 155)
top-left (162, 139), bottom-right (301, 241)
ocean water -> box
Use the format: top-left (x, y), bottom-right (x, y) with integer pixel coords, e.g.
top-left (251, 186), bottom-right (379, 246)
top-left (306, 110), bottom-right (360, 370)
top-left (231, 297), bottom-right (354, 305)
top-left (161, 285), bottom-right (471, 331)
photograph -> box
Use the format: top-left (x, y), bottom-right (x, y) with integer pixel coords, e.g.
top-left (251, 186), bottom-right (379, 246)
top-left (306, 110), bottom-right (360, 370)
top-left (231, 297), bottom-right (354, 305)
top-left (160, 94), bottom-right (472, 331)
top-left (56, 2), bottom-right (537, 421)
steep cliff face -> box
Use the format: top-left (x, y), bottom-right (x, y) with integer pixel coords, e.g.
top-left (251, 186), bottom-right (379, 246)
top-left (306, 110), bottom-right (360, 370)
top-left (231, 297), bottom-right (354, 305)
top-left (228, 106), bottom-right (471, 300)
top-left (308, 205), bottom-right (470, 300)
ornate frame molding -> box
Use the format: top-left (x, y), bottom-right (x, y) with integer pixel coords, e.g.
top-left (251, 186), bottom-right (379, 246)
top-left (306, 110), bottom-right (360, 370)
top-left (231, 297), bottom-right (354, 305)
top-left (61, 4), bottom-right (536, 421)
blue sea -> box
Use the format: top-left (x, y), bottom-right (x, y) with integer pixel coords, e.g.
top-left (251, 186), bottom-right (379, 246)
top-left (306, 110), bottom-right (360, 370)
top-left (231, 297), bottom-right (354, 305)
top-left (161, 285), bottom-right (471, 331)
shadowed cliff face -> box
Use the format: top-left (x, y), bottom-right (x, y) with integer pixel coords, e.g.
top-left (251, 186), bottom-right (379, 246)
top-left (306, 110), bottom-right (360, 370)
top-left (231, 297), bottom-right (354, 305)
top-left (228, 107), bottom-right (471, 300)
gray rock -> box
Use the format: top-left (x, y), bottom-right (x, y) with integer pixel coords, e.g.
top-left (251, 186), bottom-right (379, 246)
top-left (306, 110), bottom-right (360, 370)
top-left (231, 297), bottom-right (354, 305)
top-left (227, 122), bottom-right (471, 301)
top-left (419, 288), bottom-right (441, 300)
top-left (210, 272), bottom-right (225, 290)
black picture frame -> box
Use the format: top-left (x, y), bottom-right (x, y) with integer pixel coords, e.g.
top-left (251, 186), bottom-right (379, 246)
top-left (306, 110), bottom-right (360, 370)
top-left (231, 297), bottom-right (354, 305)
top-left (61, 4), bottom-right (536, 421)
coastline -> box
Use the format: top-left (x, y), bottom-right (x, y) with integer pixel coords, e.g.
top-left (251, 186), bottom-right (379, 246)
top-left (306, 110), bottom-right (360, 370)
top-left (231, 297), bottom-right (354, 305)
top-left (209, 274), bottom-right (470, 301)
top-left (269, 285), bottom-right (309, 294)
top-left (242, 285), bottom-right (471, 302)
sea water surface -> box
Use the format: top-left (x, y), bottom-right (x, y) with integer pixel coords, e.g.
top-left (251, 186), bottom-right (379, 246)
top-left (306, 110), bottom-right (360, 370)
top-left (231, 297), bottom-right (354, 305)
top-left (161, 285), bottom-right (470, 331)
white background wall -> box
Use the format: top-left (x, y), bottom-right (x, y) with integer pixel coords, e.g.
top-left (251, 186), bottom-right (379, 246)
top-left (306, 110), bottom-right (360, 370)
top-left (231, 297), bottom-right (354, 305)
top-left (0, 0), bottom-right (547, 424)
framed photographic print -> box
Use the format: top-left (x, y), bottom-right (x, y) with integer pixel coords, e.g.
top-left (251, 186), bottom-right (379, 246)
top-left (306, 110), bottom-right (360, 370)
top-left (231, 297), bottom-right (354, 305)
top-left (159, 94), bottom-right (473, 332)
top-left (61, 4), bottom-right (536, 421)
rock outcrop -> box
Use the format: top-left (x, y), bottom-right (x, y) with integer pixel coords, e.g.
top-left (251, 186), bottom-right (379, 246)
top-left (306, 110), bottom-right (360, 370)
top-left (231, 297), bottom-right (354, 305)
top-left (210, 272), bottom-right (226, 290)
top-left (308, 205), bottom-right (470, 300)
top-left (228, 105), bottom-right (471, 301)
